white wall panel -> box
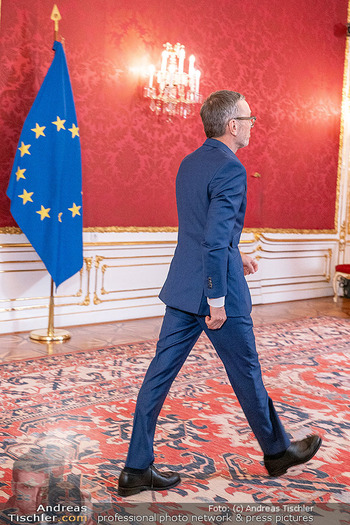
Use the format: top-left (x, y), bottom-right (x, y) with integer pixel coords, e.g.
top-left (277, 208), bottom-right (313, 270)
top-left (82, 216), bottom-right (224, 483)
top-left (0, 230), bottom-right (340, 335)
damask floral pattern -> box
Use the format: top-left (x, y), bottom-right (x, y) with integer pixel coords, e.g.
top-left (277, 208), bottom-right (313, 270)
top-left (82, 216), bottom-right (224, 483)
top-left (0, 0), bottom-right (347, 229)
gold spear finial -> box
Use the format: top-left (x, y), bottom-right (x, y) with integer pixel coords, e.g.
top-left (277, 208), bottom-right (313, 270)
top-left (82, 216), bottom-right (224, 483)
top-left (51, 5), bottom-right (62, 41)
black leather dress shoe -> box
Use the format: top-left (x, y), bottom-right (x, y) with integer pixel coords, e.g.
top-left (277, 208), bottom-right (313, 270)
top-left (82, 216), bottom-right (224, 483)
top-left (118, 465), bottom-right (181, 497)
top-left (264, 435), bottom-right (322, 477)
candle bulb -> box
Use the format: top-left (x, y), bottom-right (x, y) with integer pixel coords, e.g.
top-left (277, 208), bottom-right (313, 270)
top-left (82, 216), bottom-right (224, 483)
top-left (188, 55), bottom-right (195, 76)
top-left (195, 70), bottom-right (201, 94)
top-left (149, 65), bottom-right (155, 89)
top-left (161, 50), bottom-right (168, 73)
top-left (179, 47), bottom-right (185, 74)
top-left (169, 64), bottom-right (176, 86)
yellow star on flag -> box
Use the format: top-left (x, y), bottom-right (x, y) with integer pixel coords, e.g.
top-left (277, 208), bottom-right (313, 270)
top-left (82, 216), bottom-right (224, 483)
top-left (31, 123), bottom-right (46, 139)
top-left (16, 167), bottom-right (26, 181)
top-left (68, 123), bottom-right (80, 138)
top-left (52, 116), bottom-right (66, 131)
top-left (18, 189), bottom-right (34, 204)
top-left (58, 212), bottom-right (63, 222)
top-left (18, 142), bottom-right (31, 157)
top-left (36, 205), bottom-right (51, 220)
top-left (68, 203), bottom-right (81, 217)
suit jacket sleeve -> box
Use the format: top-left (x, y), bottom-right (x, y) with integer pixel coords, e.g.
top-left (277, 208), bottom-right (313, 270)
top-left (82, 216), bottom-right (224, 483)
top-left (201, 160), bottom-right (246, 299)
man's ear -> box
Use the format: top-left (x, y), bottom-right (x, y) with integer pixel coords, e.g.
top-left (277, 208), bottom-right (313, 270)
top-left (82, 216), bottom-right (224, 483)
top-left (227, 119), bottom-right (238, 136)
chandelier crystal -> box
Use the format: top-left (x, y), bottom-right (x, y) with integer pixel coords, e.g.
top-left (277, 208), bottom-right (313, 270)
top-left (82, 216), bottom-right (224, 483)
top-left (144, 43), bottom-right (202, 118)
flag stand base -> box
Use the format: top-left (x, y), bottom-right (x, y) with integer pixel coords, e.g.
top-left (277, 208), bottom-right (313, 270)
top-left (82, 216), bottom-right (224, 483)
top-left (30, 328), bottom-right (71, 343)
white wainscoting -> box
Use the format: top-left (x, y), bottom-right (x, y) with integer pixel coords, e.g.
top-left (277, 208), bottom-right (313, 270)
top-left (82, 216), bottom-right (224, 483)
top-left (0, 230), bottom-right (339, 334)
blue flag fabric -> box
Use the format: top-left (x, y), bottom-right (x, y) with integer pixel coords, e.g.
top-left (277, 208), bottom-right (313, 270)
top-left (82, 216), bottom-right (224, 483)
top-left (7, 41), bottom-right (83, 288)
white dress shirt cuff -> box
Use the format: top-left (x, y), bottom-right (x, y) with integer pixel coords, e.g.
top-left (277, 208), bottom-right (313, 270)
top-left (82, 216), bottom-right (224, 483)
top-left (207, 296), bottom-right (225, 308)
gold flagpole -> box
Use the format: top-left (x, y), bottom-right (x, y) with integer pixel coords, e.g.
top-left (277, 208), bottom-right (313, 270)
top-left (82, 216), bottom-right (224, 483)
top-left (30, 279), bottom-right (71, 342)
top-left (30, 5), bottom-right (70, 344)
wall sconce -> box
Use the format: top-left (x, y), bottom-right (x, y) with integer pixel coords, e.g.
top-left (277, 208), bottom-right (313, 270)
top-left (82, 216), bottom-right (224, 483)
top-left (144, 42), bottom-right (202, 118)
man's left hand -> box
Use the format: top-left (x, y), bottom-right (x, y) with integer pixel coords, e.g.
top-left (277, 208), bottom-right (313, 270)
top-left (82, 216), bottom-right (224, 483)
top-left (241, 253), bottom-right (258, 276)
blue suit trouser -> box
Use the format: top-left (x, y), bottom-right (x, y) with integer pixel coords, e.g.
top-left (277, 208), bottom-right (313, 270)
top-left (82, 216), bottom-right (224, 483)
top-left (125, 306), bottom-right (291, 469)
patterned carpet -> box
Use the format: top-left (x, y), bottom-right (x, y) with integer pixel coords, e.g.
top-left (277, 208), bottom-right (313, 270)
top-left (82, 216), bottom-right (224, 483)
top-left (0, 316), bottom-right (349, 511)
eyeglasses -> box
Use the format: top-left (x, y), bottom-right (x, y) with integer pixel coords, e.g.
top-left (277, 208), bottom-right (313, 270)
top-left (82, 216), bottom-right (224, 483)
top-left (233, 116), bottom-right (257, 128)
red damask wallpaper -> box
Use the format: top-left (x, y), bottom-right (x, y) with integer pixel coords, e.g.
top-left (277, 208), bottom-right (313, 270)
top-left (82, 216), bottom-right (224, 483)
top-left (0, 0), bottom-right (347, 230)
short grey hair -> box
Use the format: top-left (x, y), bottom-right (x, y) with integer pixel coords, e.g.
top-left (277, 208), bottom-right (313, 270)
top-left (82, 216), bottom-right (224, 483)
top-left (200, 90), bottom-right (245, 138)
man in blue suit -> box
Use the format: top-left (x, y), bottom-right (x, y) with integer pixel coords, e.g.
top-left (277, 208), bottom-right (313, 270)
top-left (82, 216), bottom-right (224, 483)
top-left (118, 91), bottom-right (321, 497)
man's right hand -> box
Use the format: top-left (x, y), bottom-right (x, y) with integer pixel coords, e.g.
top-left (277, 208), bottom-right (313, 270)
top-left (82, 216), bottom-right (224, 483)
top-left (205, 305), bottom-right (227, 330)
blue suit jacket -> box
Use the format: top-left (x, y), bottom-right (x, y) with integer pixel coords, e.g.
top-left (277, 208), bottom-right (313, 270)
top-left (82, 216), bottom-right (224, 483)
top-left (159, 138), bottom-right (252, 317)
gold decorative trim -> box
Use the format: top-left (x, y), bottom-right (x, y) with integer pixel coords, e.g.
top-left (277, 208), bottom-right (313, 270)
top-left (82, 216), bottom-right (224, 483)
top-left (0, 268), bottom-right (45, 273)
top-left (255, 249), bottom-right (332, 282)
top-left (93, 302), bottom-right (161, 311)
top-left (101, 286), bottom-right (160, 295)
top-left (255, 253), bottom-right (329, 259)
top-left (102, 262), bottom-right (170, 268)
top-left (326, 250), bottom-right (331, 282)
top-left (97, 254), bottom-right (169, 301)
top-left (96, 254), bottom-right (173, 260)
top-left (0, 226), bottom-right (177, 234)
top-left (84, 226), bottom-right (178, 232)
top-left (0, 227), bottom-right (22, 234)
top-left (0, 259), bottom-right (41, 264)
top-left (249, 279), bottom-right (329, 290)
top-left (0, 241), bottom-right (177, 248)
top-left (248, 274), bottom-right (328, 282)
top-left (255, 244), bottom-right (332, 254)
top-left (0, 300), bottom-right (87, 314)
top-left (348, 185), bottom-right (350, 235)
top-left (259, 234), bottom-right (338, 243)
top-left (80, 257), bottom-right (92, 306)
top-left (244, 228), bottom-right (337, 234)
top-left (0, 243), bottom-right (32, 247)
top-left (92, 294), bottom-right (159, 306)
top-left (84, 241), bottom-right (177, 246)
top-left (0, 226), bottom-right (339, 236)
top-left (259, 285), bottom-right (332, 295)
top-left (0, 259), bottom-right (88, 309)
top-left (0, 235), bottom-right (338, 250)
top-left (339, 220), bottom-right (346, 258)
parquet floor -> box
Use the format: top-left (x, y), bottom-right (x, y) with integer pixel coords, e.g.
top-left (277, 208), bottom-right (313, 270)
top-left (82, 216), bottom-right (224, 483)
top-left (1, 296), bottom-right (349, 363)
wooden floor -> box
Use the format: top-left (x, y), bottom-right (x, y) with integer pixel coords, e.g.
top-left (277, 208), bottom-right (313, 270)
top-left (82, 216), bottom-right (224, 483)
top-left (1, 296), bottom-right (349, 363)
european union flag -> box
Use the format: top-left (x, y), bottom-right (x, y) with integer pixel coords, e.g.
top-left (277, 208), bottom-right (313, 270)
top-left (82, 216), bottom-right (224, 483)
top-left (7, 41), bottom-right (83, 288)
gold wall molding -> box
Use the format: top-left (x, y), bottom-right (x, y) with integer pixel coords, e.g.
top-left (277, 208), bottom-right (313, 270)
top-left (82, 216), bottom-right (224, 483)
top-left (0, 240), bottom-right (178, 248)
top-left (0, 268), bottom-right (45, 274)
top-left (0, 227), bottom-right (22, 234)
top-left (255, 252), bottom-right (332, 260)
top-left (348, 186), bottom-right (350, 235)
top-left (96, 254), bottom-right (174, 260)
top-left (80, 257), bottom-right (92, 306)
top-left (255, 245), bottom-right (333, 254)
top-left (0, 258), bottom-right (91, 314)
top-left (0, 226), bottom-right (179, 234)
top-left (259, 234), bottom-right (338, 243)
top-left (249, 275), bottom-right (327, 283)
top-left (93, 252), bottom-right (170, 304)
top-left (0, 236), bottom-right (339, 250)
top-left (244, 228), bottom-right (337, 234)
top-left (83, 226), bottom-right (178, 232)
top-left (339, 221), bottom-right (346, 255)
top-left (0, 226), bottom-right (339, 236)
top-left (257, 285), bottom-right (331, 295)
